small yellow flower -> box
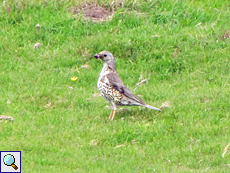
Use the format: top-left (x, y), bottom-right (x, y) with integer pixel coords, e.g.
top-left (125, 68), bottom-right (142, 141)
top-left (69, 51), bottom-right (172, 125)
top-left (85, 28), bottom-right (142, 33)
top-left (71, 76), bottom-right (78, 81)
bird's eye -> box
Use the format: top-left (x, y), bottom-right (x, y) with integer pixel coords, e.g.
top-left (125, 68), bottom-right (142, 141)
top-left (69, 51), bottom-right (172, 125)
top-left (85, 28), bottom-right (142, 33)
top-left (104, 54), bottom-right (107, 57)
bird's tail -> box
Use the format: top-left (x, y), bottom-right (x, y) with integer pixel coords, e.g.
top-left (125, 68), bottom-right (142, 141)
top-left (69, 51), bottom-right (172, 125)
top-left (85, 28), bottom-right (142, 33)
top-left (144, 104), bottom-right (162, 111)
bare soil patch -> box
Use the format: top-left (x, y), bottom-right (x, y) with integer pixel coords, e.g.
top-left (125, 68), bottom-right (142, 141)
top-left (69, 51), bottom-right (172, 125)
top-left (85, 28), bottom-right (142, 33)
top-left (70, 3), bottom-right (113, 23)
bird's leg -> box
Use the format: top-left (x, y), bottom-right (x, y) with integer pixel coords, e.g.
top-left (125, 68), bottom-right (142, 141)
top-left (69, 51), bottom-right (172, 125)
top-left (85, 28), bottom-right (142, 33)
top-left (111, 110), bottom-right (116, 120)
top-left (109, 109), bottom-right (114, 119)
top-left (110, 102), bottom-right (117, 120)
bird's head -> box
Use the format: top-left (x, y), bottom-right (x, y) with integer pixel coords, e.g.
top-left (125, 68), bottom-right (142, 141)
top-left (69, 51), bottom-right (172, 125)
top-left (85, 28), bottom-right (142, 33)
top-left (94, 51), bottom-right (115, 63)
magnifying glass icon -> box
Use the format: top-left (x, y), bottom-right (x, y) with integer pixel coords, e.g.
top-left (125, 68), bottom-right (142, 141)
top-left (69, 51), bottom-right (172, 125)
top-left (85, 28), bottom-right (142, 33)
top-left (3, 154), bottom-right (18, 170)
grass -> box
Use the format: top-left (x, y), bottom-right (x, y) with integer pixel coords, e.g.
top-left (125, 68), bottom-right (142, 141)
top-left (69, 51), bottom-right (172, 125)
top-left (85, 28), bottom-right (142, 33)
top-left (0, 0), bottom-right (230, 172)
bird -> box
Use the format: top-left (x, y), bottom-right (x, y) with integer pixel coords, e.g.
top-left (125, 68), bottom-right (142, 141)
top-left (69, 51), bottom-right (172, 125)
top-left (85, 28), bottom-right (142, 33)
top-left (94, 51), bottom-right (161, 120)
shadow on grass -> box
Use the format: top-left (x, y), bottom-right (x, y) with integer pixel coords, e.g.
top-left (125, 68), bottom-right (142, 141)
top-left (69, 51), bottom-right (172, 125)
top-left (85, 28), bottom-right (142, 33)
top-left (113, 107), bottom-right (161, 120)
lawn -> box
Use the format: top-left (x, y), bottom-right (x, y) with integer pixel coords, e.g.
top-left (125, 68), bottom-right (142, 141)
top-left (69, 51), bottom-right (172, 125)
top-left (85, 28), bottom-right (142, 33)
top-left (0, 0), bottom-right (230, 172)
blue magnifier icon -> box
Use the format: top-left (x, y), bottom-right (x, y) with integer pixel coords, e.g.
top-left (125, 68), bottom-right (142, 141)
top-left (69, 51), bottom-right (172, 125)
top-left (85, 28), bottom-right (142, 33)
top-left (3, 154), bottom-right (18, 170)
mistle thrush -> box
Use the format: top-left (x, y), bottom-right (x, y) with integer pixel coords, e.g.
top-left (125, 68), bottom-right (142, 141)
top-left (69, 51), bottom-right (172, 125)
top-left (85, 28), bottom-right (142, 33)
top-left (94, 51), bottom-right (161, 120)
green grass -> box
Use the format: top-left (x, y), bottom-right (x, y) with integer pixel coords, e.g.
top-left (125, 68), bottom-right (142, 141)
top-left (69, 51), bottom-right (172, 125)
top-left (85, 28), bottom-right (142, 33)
top-left (1, 0), bottom-right (230, 172)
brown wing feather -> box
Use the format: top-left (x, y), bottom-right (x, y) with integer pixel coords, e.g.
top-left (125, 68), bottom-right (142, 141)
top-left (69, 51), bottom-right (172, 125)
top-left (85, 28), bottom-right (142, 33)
top-left (106, 73), bottom-right (144, 104)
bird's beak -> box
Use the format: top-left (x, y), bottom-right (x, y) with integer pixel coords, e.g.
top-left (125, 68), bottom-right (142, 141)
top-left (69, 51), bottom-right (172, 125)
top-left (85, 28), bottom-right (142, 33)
top-left (94, 54), bottom-right (100, 59)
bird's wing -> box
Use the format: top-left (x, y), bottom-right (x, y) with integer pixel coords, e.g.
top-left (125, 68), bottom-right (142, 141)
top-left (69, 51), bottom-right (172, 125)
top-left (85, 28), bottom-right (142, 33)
top-left (105, 73), bottom-right (144, 104)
